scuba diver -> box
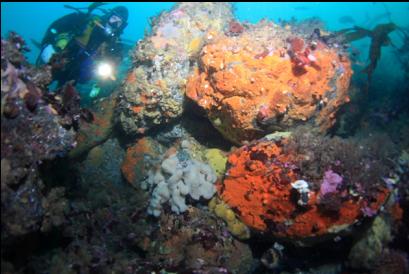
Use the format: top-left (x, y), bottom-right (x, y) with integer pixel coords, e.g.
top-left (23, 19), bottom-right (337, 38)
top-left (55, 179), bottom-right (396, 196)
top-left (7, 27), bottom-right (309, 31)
top-left (36, 3), bottom-right (129, 97)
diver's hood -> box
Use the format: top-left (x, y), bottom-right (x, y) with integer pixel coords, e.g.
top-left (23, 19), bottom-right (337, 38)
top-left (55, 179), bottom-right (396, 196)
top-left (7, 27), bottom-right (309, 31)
top-left (64, 3), bottom-right (129, 32)
top-left (110, 6), bottom-right (129, 23)
top-left (103, 6), bottom-right (129, 34)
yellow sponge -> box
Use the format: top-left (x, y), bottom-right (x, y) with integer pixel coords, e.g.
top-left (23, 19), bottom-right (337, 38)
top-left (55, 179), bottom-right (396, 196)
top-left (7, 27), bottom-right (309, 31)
top-left (205, 149), bottom-right (227, 177)
top-left (209, 197), bottom-right (250, 239)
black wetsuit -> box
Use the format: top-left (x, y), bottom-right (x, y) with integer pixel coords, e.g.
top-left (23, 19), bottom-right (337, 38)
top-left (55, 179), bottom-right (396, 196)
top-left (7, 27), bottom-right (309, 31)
top-left (40, 12), bottom-right (122, 87)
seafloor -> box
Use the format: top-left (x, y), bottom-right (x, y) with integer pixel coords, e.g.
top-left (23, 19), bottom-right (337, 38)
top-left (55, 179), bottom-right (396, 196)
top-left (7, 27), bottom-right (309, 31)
top-left (1, 3), bottom-right (409, 274)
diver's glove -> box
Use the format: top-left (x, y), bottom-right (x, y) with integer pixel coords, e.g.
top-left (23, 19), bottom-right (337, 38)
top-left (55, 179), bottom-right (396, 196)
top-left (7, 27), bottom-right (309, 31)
top-left (89, 83), bottom-right (101, 98)
top-left (40, 44), bottom-right (56, 63)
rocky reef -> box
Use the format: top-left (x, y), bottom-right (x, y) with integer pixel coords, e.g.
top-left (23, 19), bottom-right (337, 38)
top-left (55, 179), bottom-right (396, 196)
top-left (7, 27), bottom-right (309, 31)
top-left (218, 128), bottom-right (395, 245)
top-left (116, 2), bottom-right (234, 135)
top-left (68, 94), bottom-right (116, 159)
top-left (186, 20), bottom-right (352, 144)
top-left (1, 32), bottom-right (78, 241)
top-left (76, 138), bottom-right (125, 187)
top-left (2, 3), bottom-right (409, 274)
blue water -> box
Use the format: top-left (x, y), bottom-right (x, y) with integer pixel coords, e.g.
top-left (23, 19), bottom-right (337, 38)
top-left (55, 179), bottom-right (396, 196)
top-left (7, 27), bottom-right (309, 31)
top-left (1, 2), bottom-right (409, 111)
top-left (2, 2), bottom-right (408, 62)
top-left (1, 2), bottom-right (173, 63)
top-left (1, 2), bottom-right (408, 99)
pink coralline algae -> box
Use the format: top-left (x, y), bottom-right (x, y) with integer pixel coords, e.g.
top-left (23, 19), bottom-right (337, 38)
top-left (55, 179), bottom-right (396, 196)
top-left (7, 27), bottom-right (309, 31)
top-left (361, 206), bottom-right (378, 217)
top-left (226, 20), bottom-right (245, 36)
top-left (320, 170), bottom-right (343, 196)
top-left (288, 36), bottom-right (318, 71)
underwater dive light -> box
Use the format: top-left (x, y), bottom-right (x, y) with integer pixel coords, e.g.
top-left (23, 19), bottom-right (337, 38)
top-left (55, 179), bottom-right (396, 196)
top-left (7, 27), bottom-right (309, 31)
top-left (96, 62), bottom-right (116, 81)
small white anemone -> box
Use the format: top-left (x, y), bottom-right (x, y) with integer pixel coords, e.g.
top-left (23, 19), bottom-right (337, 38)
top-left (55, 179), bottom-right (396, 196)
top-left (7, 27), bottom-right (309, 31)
top-left (291, 180), bottom-right (311, 206)
top-left (291, 180), bottom-right (309, 192)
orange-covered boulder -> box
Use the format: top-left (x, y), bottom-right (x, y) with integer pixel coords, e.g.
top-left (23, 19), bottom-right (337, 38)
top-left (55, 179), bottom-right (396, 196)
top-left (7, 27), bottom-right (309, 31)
top-left (186, 22), bottom-right (353, 144)
top-left (121, 137), bottom-right (165, 187)
top-left (218, 136), bottom-right (390, 244)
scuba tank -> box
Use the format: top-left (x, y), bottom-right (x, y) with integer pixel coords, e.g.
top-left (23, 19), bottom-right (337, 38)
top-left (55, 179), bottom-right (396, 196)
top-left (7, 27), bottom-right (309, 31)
top-left (36, 3), bottom-right (108, 65)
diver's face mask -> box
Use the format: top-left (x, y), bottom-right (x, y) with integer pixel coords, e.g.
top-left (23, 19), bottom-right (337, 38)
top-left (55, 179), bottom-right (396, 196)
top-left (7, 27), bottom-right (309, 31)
top-left (109, 15), bottom-right (123, 29)
top-left (104, 15), bottom-right (123, 37)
